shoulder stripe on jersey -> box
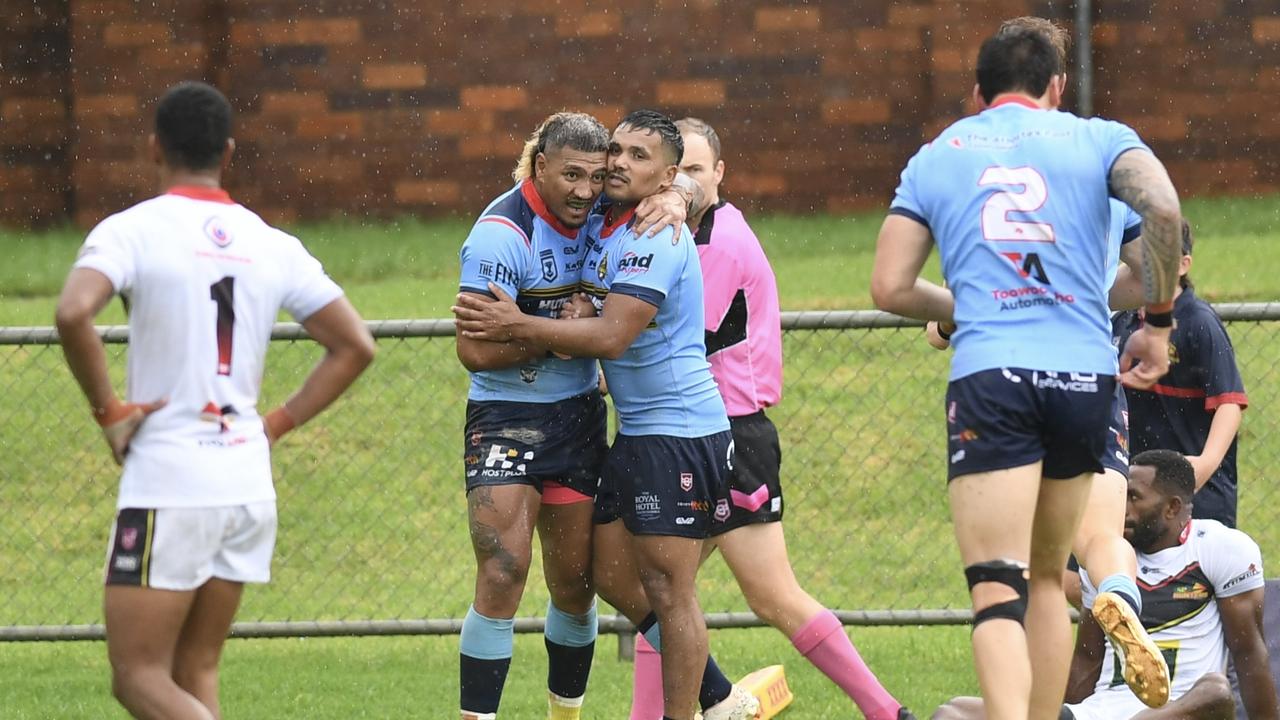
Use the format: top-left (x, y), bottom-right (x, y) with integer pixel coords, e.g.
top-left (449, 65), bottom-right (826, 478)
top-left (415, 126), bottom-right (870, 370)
top-left (1206, 392), bottom-right (1248, 411)
top-left (706, 289), bottom-right (748, 356)
top-left (477, 216), bottom-right (531, 248)
top-left (694, 200), bottom-right (727, 246)
top-left (602, 207), bottom-right (637, 239)
top-left (1122, 223), bottom-right (1143, 244)
top-left (610, 282), bottom-right (664, 308)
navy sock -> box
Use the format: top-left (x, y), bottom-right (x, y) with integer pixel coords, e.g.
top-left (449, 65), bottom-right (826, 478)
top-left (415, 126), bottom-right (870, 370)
top-left (699, 654), bottom-right (734, 710)
top-left (459, 606), bottom-right (514, 714)
top-left (545, 601), bottom-right (597, 699)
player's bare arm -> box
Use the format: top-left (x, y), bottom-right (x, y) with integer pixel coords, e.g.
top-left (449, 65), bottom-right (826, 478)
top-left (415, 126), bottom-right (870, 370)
top-left (454, 291), bottom-right (548, 372)
top-left (869, 214), bottom-right (955, 322)
top-left (632, 171), bottom-right (700, 237)
top-left (1064, 607), bottom-right (1106, 704)
top-left (1218, 587), bottom-right (1280, 717)
top-left (265, 296), bottom-right (375, 445)
top-left (1187, 404), bottom-right (1243, 490)
top-left (454, 282), bottom-right (656, 360)
top-left (1108, 241), bottom-right (1147, 311)
top-left (56, 267), bottom-right (166, 464)
top-left (1108, 150), bottom-right (1182, 308)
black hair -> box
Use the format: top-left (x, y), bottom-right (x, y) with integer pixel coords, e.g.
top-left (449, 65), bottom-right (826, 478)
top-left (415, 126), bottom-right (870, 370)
top-left (976, 27), bottom-right (1062, 104)
top-left (617, 109), bottom-right (683, 165)
top-left (1180, 219), bottom-right (1194, 290)
top-left (675, 117), bottom-right (721, 163)
top-left (1132, 449), bottom-right (1195, 504)
top-left (155, 81), bottom-right (232, 171)
top-left (513, 111), bottom-right (609, 181)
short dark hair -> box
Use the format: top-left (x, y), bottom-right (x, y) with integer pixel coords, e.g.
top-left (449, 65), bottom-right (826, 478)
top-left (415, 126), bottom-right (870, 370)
top-left (675, 117), bottom-right (721, 163)
top-left (998, 17), bottom-right (1070, 71)
top-left (618, 109), bottom-right (683, 165)
top-left (513, 111), bottom-right (609, 181)
top-left (155, 81), bottom-right (232, 171)
top-left (976, 27), bottom-right (1062, 104)
top-left (1132, 449), bottom-right (1195, 504)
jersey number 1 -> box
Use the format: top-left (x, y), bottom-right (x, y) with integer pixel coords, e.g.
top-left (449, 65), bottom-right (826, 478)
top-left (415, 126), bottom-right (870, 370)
top-left (210, 276), bottom-right (235, 376)
top-left (979, 166), bottom-right (1055, 242)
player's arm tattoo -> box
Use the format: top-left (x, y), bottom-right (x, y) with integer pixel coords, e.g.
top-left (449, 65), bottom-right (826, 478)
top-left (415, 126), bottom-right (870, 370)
top-left (671, 171), bottom-right (703, 215)
top-left (1108, 150), bottom-right (1182, 306)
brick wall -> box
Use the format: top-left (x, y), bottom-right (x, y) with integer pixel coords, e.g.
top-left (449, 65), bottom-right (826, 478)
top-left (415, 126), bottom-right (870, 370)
top-left (1, 0), bottom-right (1277, 228)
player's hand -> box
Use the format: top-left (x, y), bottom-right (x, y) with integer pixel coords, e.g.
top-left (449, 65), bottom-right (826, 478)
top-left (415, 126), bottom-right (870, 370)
top-left (97, 398), bottom-right (167, 465)
top-left (597, 369), bottom-right (608, 396)
top-left (559, 292), bottom-right (597, 320)
top-left (925, 321), bottom-right (954, 350)
top-left (1118, 324), bottom-right (1172, 389)
top-left (452, 283), bottom-right (523, 342)
top-left (634, 186), bottom-right (688, 238)
top-left (262, 406), bottom-right (297, 448)
top-left (1184, 454), bottom-right (1216, 489)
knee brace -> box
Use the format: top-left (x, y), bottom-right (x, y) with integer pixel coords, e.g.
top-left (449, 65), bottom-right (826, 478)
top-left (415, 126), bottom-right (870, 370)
top-left (964, 559), bottom-right (1030, 627)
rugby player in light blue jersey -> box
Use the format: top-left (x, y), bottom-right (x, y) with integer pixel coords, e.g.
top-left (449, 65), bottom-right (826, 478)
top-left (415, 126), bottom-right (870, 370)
top-left (452, 112), bottom-right (696, 720)
top-left (455, 110), bottom-right (751, 720)
top-left (870, 26), bottom-right (1184, 720)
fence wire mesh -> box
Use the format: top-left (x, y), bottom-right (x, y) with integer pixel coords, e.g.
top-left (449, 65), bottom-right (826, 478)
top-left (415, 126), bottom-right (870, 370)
top-left (2, 306), bottom-right (1277, 638)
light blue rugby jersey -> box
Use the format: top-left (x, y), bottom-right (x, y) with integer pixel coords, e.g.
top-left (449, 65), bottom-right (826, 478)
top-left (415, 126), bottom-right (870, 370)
top-left (889, 98), bottom-right (1150, 380)
top-left (458, 179), bottom-right (596, 402)
top-left (1106, 199), bottom-right (1142, 290)
top-left (579, 207), bottom-right (730, 438)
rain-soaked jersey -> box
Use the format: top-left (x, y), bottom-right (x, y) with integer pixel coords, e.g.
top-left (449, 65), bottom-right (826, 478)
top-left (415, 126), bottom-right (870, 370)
top-left (889, 97), bottom-right (1149, 380)
top-left (72, 187), bottom-right (344, 509)
top-left (579, 207), bottom-right (729, 438)
top-left (1081, 519), bottom-right (1263, 699)
top-left (459, 179), bottom-right (596, 403)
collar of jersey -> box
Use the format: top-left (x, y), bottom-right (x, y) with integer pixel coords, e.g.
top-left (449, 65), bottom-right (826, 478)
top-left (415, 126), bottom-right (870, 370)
top-left (602, 206), bottom-right (636, 238)
top-left (987, 96), bottom-right (1042, 111)
top-left (520, 179), bottom-right (579, 239)
top-left (165, 185), bottom-right (235, 204)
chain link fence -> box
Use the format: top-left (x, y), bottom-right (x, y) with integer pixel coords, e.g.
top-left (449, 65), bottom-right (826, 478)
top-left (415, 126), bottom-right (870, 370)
top-left (3, 306), bottom-right (1278, 641)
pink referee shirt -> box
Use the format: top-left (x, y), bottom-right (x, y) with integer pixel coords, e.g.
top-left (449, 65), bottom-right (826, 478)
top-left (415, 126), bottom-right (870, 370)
top-left (694, 200), bottom-right (782, 417)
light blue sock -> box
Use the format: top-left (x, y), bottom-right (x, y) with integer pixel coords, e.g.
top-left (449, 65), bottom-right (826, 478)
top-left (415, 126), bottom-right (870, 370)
top-left (1098, 573), bottom-right (1142, 614)
top-left (545, 600), bottom-right (598, 647)
top-left (639, 613), bottom-right (662, 653)
top-left (460, 605), bottom-right (515, 659)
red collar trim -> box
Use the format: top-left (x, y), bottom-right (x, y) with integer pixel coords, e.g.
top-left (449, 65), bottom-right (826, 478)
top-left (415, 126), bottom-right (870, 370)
top-left (602, 206), bottom-right (636, 239)
top-left (1178, 520), bottom-right (1192, 545)
top-left (520, 179), bottom-right (578, 239)
top-left (165, 185), bottom-right (235, 204)
top-left (988, 96), bottom-right (1042, 110)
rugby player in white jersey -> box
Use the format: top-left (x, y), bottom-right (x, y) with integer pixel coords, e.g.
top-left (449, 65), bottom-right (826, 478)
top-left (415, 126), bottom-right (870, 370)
top-left (56, 81), bottom-right (374, 720)
top-left (934, 450), bottom-right (1278, 719)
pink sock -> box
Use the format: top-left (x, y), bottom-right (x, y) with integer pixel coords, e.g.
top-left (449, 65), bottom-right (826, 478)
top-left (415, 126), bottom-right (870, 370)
top-left (630, 632), bottom-right (665, 720)
top-left (791, 610), bottom-right (902, 720)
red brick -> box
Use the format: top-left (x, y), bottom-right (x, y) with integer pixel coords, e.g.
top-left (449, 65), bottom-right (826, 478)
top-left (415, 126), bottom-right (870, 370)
top-left (754, 7), bottom-right (821, 32)
top-left (887, 4), bottom-right (932, 27)
top-left (821, 99), bottom-right (891, 125)
top-left (139, 43), bottom-right (207, 71)
top-left (296, 113), bottom-right (364, 140)
top-left (0, 167), bottom-right (38, 191)
top-left (1254, 17), bottom-right (1280, 43)
top-left (231, 19), bottom-right (361, 46)
top-left (395, 180), bottom-right (462, 204)
top-left (426, 110), bottom-right (495, 137)
top-left (75, 94), bottom-right (139, 117)
top-left (656, 80), bottom-right (726, 106)
top-left (556, 11), bottom-right (620, 38)
top-left (2, 98), bottom-right (64, 122)
top-left (261, 93), bottom-right (328, 115)
top-left (728, 173), bottom-right (787, 196)
top-left (459, 133), bottom-right (522, 160)
top-left (362, 63), bottom-right (427, 90)
top-left (855, 27), bottom-right (923, 52)
top-left (461, 86), bottom-right (529, 111)
top-left (103, 21), bottom-right (172, 47)
top-left (1130, 114), bottom-right (1187, 141)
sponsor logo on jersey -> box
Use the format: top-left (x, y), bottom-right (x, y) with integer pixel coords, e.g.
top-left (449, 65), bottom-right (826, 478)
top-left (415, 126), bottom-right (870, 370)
top-left (113, 555), bottom-right (140, 571)
top-left (597, 251), bottom-right (608, 281)
top-left (949, 428), bottom-right (980, 443)
top-left (1223, 563), bottom-right (1261, 590)
top-left (478, 260), bottom-right (519, 287)
top-left (635, 492), bottom-right (661, 520)
top-left (480, 444), bottom-right (534, 478)
top-left (680, 472), bottom-right (693, 492)
top-left (1171, 582), bottom-right (1210, 600)
top-left (121, 527), bottom-right (138, 551)
top-left (675, 517), bottom-right (695, 525)
top-left (1031, 371), bottom-right (1098, 393)
top-left (200, 402), bottom-right (238, 433)
top-left (519, 367), bottom-right (538, 384)
top-left (204, 216), bottom-right (232, 248)
top-left (470, 431), bottom-right (483, 447)
top-left (540, 249), bottom-right (558, 282)
top-left (617, 251), bottom-right (654, 275)
top-left (714, 498), bottom-right (731, 522)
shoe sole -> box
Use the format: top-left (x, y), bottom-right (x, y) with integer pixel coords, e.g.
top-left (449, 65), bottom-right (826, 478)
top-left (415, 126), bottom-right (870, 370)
top-left (1092, 591), bottom-right (1170, 708)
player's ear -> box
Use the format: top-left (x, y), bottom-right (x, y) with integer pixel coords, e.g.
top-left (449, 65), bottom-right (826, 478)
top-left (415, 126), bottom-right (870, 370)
top-left (221, 138), bottom-right (236, 170)
top-left (534, 152), bottom-right (548, 179)
top-left (714, 159), bottom-right (725, 186)
top-left (971, 83), bottom-right (987, 111)
top-left (148, 134), bottom-right (162, 165)
top-left (1179, 253), bottom-right (1192, 277)
top-left (1046, 75), bottom-right (1064, 107)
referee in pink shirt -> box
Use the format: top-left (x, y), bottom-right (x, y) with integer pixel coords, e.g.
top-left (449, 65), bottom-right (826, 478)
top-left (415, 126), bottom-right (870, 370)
top-left (626, 118), bottom-right (914, 720)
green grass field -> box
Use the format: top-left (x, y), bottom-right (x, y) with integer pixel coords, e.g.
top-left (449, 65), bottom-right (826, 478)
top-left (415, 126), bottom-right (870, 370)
top-left (1, 194), bottom-right (1277, 717)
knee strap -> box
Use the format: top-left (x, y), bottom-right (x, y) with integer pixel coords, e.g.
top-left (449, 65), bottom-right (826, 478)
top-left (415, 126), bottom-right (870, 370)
top-left (965, 559), bottom-right (1029, 627)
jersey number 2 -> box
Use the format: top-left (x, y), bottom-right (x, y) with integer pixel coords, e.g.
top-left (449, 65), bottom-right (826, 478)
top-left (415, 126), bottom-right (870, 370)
top-left (210, 276), bottom-right (235, 376)
top-left (979, 166), bottom-right (1055, 242)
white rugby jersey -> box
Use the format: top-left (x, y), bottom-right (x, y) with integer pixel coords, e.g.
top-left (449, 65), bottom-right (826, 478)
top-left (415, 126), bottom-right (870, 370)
top-left (73, 187), bottom-right (343, 508)
top-left (1081, 519), bottom-right (1264, 702)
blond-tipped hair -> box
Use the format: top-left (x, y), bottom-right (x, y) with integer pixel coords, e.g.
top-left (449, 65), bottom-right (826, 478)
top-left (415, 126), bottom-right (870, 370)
top-left (511, 112), bottom-right (609, 182)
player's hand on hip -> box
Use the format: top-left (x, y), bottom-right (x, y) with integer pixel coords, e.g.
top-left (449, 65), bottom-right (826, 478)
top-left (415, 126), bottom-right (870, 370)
top-left (1119, 325), bottom-right (1172, 389)
top-left (97, 398), bottom-right (167, 465)
top-left (451, 283), bottom-right (521, 341)
top-left (925, 321), bottom-right (954, 351)
top-left (633, 187), bottom-right (688, 238)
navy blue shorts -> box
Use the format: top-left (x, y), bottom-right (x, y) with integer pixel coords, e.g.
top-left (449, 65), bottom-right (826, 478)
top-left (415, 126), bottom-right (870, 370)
top-left (463, 391), bottom-right (607, 497)
top-left (709, 411), bottom-right (783, 536)
top-left (945, 368), bottom-right (1116, 481)
top-left (594, 430), bottom-right (735, 539)
top-left (1101, 382), bottom-right (1130, 478)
